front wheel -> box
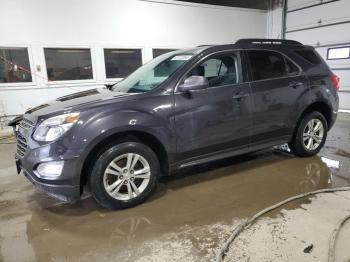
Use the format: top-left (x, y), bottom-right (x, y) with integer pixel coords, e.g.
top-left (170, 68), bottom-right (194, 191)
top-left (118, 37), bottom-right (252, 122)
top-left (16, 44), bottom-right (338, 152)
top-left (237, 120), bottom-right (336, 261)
top-left (89, 142), bottom-right (159, 210)
top-left (289, 111), bottom-right (328, 157)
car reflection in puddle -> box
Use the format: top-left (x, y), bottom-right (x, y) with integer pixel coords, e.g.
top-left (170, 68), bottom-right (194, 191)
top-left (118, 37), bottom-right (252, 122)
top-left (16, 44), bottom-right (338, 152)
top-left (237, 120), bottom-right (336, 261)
top-left (24, 149), bottom-right (348, 261)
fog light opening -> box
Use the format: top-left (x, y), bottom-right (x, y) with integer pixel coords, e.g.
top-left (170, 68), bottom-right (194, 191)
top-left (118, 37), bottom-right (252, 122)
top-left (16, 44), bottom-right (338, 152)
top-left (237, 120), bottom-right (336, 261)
top-left (36, 161), bottom-right (64, 179)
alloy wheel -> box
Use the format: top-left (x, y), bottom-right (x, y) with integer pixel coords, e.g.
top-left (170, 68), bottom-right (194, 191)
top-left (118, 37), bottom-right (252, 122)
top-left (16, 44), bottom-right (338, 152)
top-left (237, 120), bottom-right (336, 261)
top-left (303, 118), bottom-right (324, 151)
top-left (103, 153), bottom-right (151, 201)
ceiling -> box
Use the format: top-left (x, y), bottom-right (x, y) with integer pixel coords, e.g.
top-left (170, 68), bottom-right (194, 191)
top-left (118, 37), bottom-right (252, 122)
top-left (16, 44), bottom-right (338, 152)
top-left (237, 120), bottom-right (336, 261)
top-left (177, 0), bottom-right (282, 10)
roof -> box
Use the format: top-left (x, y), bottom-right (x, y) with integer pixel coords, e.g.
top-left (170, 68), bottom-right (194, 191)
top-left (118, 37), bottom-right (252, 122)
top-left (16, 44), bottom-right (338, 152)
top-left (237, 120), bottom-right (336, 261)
top-left (193, 38), bottom-right (312, 54)
top-left (166, 39), bottom-right (311, 58)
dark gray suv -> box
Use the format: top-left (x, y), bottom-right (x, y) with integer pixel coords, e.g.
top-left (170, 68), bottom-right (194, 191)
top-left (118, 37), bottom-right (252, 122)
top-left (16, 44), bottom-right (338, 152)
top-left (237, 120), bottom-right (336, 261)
top-left (10, 39), bottom-right (339, 209)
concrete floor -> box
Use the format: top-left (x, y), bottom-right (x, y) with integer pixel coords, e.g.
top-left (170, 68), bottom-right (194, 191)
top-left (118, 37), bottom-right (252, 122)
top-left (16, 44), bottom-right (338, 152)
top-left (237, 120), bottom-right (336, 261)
top-left (0, 118), bottom-right (350, 262)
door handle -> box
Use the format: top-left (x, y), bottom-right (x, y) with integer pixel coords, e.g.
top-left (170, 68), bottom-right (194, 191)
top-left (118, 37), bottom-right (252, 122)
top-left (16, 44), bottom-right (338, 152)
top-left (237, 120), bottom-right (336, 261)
top-left (232, 93), bottom-right (249, 101)
top-left (289, 81), bottom-right (303, 89)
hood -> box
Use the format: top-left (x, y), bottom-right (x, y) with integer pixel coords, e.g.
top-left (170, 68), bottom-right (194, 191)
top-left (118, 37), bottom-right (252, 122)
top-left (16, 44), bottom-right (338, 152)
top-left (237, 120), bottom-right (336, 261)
top-left (26, 87), bottom-right (130, 117)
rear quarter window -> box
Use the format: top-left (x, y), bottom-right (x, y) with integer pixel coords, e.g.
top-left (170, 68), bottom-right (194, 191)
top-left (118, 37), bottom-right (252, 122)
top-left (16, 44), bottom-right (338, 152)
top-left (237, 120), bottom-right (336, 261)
top-left (295, 50), bottom-right (321, 65)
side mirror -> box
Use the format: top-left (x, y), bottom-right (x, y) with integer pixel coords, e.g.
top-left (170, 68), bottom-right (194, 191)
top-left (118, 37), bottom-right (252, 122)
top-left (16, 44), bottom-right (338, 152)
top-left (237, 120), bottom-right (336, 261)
top-left (178, 76), bottom-right (209, 92)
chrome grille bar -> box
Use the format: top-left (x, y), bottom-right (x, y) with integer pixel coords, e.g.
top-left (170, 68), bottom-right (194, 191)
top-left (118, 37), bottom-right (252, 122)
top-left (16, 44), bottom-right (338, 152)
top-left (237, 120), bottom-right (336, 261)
top-left (16, 117), bottom-right (34, 157)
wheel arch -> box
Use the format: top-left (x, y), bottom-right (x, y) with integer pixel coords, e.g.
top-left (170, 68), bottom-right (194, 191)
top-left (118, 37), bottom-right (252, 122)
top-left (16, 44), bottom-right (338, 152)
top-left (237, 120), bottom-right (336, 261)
top-left (293, 101), bottom-right (332, 143)
top-left (299, 101), bottom-right (332, 129)
top-left (290, 101), bottom-right (331, 156)
top-left (79, 130), bottom-right (170, 193)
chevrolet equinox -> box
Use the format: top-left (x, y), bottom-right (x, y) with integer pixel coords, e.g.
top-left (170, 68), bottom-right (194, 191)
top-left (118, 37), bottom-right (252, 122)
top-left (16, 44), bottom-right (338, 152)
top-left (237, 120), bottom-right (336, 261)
top-left (10, 39), bottom-right (339, 209)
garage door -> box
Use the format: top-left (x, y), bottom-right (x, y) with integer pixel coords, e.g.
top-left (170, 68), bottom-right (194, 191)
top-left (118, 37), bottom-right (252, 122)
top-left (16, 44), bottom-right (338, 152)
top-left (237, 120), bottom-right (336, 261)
top-left (285, 0), bottom-right (350, 109)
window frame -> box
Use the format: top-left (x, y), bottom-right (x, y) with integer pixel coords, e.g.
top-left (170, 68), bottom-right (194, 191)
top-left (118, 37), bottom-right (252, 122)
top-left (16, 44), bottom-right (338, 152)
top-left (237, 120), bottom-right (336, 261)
top-left (0, 44), bottom-right (36, 88)
top-left (102, 46), bottom-right (144, 84)
top-left (245, 49), bottom-right (302, 83)
top-left (327, 46), bottom-right (350, 60)
top-left (43, 45), bottom-right (97, 86)
top-left (175, 49), bottom-right (244, 93)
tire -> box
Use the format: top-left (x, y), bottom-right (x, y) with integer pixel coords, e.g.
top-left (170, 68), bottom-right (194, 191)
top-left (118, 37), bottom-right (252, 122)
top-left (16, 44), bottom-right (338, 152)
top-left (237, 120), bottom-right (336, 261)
top-left (88, 141), bottom-right (159, 210)
top-left (289, 111), bottom-right (328, 157)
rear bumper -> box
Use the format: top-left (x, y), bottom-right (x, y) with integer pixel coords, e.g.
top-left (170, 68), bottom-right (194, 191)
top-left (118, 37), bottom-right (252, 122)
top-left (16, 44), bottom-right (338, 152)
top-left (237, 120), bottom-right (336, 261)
top-left (22, 167), bottom-right (80, 202)
top-left (329, 110), bottom-right (338, 130)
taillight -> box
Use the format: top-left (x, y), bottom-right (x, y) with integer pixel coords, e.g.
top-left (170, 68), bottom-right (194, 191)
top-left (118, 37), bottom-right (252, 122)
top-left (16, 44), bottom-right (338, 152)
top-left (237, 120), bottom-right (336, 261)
top-left (331, 74), bottom-right (340, 92)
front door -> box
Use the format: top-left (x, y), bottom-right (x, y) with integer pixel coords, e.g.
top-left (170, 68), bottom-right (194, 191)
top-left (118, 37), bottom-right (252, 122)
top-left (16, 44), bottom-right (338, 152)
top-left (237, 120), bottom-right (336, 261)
top-left (174, 51), bottom-right (252, 163)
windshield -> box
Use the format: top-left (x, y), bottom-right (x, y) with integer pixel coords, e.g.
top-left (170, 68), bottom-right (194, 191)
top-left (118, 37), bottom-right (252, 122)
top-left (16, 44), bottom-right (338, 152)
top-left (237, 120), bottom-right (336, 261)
top-left (112, 52), bottom-right (193, 93)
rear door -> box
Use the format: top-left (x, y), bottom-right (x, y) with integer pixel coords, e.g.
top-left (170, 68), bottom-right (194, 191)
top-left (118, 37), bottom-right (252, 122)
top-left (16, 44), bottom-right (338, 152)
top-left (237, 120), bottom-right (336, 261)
top-left (174, 51), bottom-right (252, 163)
top-left (246, 50), bottom-right (308, 145)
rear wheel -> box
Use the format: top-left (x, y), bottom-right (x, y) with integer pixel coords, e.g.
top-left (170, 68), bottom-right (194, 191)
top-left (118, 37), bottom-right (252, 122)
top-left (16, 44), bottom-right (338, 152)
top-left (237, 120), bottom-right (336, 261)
top-left (289, 111), bottom-right (328, 157)
top-left (89, 142), bottom-right (159, 209)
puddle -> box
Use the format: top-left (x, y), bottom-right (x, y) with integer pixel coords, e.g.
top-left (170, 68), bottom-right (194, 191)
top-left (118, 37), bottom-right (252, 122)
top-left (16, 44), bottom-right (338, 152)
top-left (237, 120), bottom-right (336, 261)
top-left (0, 120), bottom-right (350, 261)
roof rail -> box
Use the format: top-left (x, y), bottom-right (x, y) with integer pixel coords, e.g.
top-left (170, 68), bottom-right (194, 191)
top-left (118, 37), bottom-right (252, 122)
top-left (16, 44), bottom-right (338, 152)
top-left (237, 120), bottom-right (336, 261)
top-left (196, 45), bottom-right (213, 47)
top-left (235, 38), bottom-right (303, 46)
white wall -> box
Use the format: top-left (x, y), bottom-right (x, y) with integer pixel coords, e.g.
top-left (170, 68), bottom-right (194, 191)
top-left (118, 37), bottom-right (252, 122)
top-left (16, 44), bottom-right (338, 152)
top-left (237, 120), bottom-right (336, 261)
top-left (0, 0), bottom-right (267, 117)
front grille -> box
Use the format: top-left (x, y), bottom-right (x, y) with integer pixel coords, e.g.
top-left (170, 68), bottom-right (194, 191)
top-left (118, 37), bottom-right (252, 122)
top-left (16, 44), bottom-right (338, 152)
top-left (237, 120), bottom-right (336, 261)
top-left (17, 133), bottom-right (27, 157)
top-left (16, 117), bottom-right (34, 157)
top-left (19, 117), bottom-right (34, 130)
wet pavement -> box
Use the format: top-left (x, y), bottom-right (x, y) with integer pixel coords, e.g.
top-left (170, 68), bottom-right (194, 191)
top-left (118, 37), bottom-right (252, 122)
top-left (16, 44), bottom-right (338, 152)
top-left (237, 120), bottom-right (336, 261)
top-left (0, 118), bottom-right (349, 261)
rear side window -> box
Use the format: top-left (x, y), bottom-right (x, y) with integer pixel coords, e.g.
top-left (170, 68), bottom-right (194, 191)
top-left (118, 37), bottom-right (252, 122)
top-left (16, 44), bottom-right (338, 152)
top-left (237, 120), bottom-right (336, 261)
top-left (247, 50), bottom-right (287, 81)
top-left (295, 50), bottom-right (321, 65)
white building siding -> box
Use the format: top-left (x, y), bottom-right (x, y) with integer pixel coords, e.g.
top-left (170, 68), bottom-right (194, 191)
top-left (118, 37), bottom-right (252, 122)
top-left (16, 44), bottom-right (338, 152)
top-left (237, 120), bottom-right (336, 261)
top-left (0, 0), bottom-right (267, 116)
top-left (285, 0), bottom-right (350, 109)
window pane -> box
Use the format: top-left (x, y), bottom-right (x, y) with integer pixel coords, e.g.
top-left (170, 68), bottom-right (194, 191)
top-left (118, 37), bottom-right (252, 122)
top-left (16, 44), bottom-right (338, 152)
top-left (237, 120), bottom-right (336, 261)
top-left (247, 51), bottom-right (287, 81)
top-left (152, 49), bottom-right (177, 58)
top-left (0, 47), bottom-right (32, 83)
top-left (189, 55), bottom-right (238, 87)
top-left (203, 59), bottom-right (226, 78)
top-left (327, 47), bottom-right (350, 60)
top-left (295, 50), bottom-right (321, 65)
top-left (44, 48), bottom-right (93, 81)
top-left (104, 49), bottom-right (142, 78)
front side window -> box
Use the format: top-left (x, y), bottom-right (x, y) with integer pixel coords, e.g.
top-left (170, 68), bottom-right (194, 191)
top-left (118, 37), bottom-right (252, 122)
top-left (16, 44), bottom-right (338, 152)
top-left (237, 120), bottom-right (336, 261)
top-left (247, 50), bottom-right (288, 81)
top-left (104, 49), bottom-right (142, 78)
top-left (187, 54), bottom-right (239, 87)
top-left (112, 53), bottom-right (193, 93)
top-left (0, 47), bottom-right (32, 83)
top-left (44, 48), bottom-right (93, 81)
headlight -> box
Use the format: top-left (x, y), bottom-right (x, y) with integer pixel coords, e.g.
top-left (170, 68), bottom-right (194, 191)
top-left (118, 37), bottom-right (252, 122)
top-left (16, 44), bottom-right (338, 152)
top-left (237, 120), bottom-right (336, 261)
top-left (33, 113), bottom-right (80, 142)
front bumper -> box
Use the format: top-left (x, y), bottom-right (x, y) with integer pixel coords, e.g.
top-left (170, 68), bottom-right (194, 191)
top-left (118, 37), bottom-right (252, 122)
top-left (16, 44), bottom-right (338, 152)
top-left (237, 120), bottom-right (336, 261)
top-left (13, 115), bottom-right (83, 202)
top-left (16, 157), bottom-right (81, 201)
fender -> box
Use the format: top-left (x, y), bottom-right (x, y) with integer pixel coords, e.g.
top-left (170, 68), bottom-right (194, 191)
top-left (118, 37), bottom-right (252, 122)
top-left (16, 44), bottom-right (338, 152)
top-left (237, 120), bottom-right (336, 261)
top-left (70, 106), bottom-right (176, 179)
top-left (287, 75), bottom-right (312, 128)
top-left (295, 79), bottom-right (337, 130)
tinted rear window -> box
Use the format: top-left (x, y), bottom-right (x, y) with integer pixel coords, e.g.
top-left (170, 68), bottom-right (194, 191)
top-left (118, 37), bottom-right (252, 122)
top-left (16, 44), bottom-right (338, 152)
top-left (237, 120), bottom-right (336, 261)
top-left (247, 50), bottom-right (287, 81)
top-left (295, 50), bottom-right (321, 65)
